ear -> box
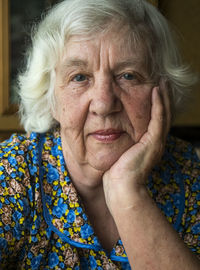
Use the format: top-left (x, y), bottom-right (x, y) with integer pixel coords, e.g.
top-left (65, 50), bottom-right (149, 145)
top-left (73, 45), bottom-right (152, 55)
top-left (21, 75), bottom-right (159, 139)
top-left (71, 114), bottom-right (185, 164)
top-left (49, 69), bottom-right (60, 122)
top-left (51, 104), bottom-right (60, 123)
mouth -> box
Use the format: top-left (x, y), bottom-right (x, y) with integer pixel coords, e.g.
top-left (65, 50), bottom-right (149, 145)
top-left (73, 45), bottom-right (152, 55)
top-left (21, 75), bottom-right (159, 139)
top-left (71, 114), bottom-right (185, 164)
top-left (90, 129), bottom-right (125, 143)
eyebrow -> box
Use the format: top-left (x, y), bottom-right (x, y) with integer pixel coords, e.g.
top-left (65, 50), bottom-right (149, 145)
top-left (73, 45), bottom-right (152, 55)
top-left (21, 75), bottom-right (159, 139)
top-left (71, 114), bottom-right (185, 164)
top-left (61, 58), bottom-right (88, 70)
top-left (58, 58), bottom-right (89, 80)
top-left (113, 60), bottom-right (141, 73)
top-left (60, 58), bottom-right (143, 75)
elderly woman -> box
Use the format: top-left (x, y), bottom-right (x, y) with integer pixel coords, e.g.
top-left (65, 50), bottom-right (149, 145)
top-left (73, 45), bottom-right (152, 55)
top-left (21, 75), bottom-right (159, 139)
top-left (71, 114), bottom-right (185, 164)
top-left (0, 0), bottom-right (200, 269)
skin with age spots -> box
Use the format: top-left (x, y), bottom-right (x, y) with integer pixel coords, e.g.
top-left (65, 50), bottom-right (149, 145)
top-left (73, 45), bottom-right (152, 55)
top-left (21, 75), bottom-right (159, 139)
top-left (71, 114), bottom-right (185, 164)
top-left (53, 28), bottom-right (155, 189)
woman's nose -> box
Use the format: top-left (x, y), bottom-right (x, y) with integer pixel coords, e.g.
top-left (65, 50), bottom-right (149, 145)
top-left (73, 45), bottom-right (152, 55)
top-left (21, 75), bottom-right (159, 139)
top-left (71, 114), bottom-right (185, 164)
top-left (89, 78), bottom-right (122, 117)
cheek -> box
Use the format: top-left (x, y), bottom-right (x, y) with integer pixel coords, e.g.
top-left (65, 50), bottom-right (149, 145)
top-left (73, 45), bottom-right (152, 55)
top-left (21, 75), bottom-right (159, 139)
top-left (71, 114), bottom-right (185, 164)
top-left (54, 90), bottom-right (90, 129)
top-left (122, 90), bottom-right (152, 132)
top-left (53, 90), bottom-right (76, 126)
top-left (132, 99), bottom-right (151, 120)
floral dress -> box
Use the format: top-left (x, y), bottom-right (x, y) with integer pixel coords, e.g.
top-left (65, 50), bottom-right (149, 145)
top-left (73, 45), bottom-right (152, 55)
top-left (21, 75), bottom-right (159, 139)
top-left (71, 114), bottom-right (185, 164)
top-left (0, 128), bottom-right (199, 269)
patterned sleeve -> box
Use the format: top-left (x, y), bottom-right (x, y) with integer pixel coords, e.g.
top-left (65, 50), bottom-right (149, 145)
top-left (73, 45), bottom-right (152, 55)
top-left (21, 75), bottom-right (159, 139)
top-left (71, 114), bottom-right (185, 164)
top-left (181, 145), bottom-right (200, 258)
top-left (0, 134), bottom-right (33, 267)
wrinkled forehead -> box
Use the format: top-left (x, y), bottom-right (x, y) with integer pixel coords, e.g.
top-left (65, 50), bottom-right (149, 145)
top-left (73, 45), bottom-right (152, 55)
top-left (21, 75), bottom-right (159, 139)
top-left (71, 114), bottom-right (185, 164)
top-left (69, 22), bottom-right (147, 50)
top-left (60, 23), bottom-right (150, 69)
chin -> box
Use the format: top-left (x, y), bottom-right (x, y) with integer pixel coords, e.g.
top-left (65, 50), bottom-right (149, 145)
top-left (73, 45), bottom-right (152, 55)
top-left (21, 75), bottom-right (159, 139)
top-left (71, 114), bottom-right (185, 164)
top-left (86, 140), bottom-right (134, 172)
top-left (88, 152), bottom-right (123, 172)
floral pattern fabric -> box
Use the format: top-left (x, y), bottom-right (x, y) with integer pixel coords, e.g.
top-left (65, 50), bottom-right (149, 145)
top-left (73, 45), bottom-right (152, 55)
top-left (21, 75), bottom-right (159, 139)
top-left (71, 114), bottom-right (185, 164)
top-left (0, 128), bottom-right (199, 269)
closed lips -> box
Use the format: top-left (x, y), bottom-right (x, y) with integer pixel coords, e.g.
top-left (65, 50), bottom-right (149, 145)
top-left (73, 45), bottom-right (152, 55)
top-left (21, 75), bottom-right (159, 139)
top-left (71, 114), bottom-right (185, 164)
top-left (90, 129), bottom-right (124, 142)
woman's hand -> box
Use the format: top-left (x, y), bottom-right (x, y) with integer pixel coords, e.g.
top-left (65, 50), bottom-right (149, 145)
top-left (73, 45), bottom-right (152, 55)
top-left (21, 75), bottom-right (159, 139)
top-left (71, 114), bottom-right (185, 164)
top-left (103, 85), bottom-right (200, 270)
top-left (103, 83), bottom-right (171, 215)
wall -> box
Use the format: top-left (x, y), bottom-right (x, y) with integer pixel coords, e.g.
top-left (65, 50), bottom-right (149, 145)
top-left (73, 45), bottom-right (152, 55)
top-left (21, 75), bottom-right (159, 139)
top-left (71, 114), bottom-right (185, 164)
top-left (160, 0), bottom-right (200, 126)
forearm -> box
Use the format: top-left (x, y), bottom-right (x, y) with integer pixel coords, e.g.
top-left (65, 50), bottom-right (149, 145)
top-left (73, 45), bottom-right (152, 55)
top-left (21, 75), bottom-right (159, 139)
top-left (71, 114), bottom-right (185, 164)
top-left (112, 187), bottom-right (200, 270)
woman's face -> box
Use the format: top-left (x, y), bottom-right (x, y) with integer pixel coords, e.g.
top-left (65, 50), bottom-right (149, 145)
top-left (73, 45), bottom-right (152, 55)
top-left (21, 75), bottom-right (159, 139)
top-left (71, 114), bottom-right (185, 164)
top-left (53, 29), bottom-right (154, 173)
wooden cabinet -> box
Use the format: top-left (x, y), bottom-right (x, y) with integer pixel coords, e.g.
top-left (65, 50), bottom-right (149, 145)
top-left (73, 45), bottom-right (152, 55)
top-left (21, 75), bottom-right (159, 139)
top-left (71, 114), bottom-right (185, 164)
top-left (0, 0), bottom-right (22, 141)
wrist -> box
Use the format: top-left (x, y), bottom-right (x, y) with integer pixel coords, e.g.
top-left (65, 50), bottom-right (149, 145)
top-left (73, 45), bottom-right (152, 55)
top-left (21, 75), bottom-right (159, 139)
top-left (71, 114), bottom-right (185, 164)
top-left (107, 183), bottom-right (151, 218)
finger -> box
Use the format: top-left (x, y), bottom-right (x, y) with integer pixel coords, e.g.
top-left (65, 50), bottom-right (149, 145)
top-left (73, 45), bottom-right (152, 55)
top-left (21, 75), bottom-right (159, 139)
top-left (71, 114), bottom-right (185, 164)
top-left (138, 86), bottom-right (166, 165)
top-left (147, 86), bottom-right (166, 143)
top-left (159, 79), bottom-right (172, 134)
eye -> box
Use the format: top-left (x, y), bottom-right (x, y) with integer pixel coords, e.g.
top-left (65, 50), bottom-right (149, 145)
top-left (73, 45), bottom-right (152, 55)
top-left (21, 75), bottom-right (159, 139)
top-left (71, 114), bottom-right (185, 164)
top-left (119, 72), bottom-right (146, 85)
top-left (72, 74), bottom-right (87, 82)
top-left (122, 73), bottom-right (136, 80)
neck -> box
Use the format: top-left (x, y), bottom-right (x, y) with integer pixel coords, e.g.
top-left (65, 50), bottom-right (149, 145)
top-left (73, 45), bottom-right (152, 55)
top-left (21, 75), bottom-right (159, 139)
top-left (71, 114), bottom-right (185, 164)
top-left (63, 147), bottom-right (106, 202)
top-left (71, 170), bottom-right (105, 204)
top-left (61, 143), bottom-right (120, 251)
top-left (65, 153), bottom-right (111, 225)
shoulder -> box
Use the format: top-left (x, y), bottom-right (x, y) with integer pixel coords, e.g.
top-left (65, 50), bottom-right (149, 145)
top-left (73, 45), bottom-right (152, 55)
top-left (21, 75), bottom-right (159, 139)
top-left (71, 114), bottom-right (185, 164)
top-left (164, 135), bottom-right (199, 161)
top-left (0, 133), bottom-right (40, 259)
top-left (166, 135), bottom-right (200, 161)
top-left (165, 137), bottom-right (200, 254)
top-left (0, 131), bottom-right (56, 263)
top-left (161, 135), bottom-right (200, 176)
top-left (0, 132), bottom-right (41, 184)
top-left (0, 132), bottom-right (40, 158)
top-left (0, 132), bottom-right (43, 206)
top-left (149, 135), bottom-right (200, 231)
top-left (161, 135), bottom-right (200, 196)
top-left (163, 135), bottom-right (200, 198)
top-left (0, 130), bottom-right (60, 187)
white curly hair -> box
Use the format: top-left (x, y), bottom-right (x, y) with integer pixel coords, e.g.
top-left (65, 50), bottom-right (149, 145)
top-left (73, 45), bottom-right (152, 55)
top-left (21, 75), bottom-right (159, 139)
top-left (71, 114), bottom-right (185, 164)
top-left (18, 0), bottom-right (197, 133)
